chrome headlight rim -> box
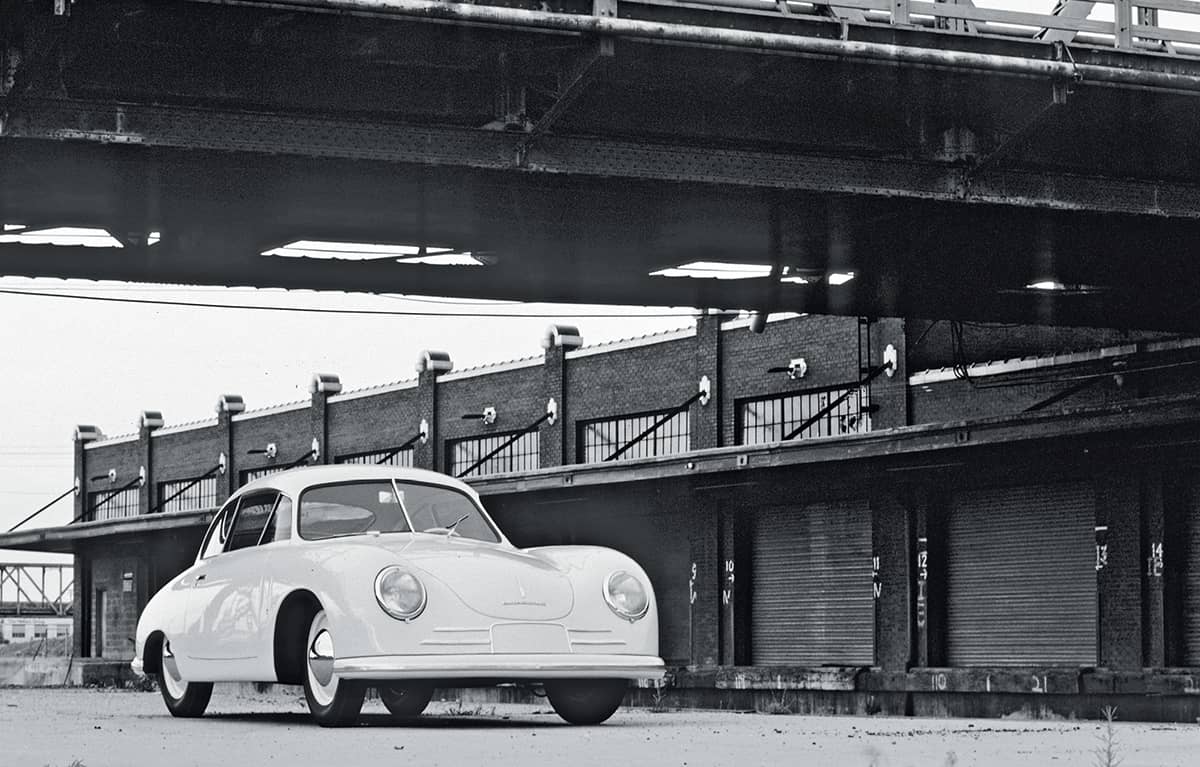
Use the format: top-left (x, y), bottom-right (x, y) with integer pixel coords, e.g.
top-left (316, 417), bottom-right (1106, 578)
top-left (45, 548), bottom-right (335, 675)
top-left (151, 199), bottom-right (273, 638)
top-left (603, 569), bottom-right (650, 622)
top-left (374, 565), bottom-right (427, 622)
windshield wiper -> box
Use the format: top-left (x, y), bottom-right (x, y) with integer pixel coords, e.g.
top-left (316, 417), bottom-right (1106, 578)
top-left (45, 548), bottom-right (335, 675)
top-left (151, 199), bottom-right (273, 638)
top-left (443, 513), bottom-right (470, 538)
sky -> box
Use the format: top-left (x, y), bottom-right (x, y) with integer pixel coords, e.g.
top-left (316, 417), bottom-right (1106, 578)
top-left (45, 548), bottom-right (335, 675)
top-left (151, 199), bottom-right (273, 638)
top-left (0, 276), bottom-right (696, 563)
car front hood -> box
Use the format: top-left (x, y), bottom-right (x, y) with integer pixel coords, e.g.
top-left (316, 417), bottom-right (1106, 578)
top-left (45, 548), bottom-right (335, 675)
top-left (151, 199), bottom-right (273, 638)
top-left (373, 535), bottom-right (575, 621)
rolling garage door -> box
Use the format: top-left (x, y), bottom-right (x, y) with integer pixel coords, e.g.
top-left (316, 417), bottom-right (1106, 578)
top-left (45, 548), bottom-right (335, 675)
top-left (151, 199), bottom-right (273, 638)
top-left (1185, 478), bottom-right (1200, 665)
top-left (752, 500), bottom-right (874, 665)
top-left (946, 482), bottom-right (1097, 667)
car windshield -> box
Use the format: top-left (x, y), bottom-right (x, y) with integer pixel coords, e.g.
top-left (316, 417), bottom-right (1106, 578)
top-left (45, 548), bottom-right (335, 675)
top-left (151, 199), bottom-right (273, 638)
top-left (298, 479), bottom-right (500, 543)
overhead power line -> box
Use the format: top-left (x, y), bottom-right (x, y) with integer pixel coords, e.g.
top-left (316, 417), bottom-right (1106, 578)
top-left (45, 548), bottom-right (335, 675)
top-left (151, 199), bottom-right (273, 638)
top-left (0, 287), bottom-right (702, 319)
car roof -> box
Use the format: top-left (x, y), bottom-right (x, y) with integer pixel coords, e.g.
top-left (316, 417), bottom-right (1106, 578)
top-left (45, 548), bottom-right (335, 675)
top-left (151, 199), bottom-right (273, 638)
top-left (235, 464), bottom-right (479, 500)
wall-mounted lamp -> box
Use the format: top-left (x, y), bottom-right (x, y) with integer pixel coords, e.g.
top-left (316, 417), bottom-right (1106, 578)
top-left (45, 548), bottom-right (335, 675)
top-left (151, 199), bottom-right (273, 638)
top-left (138, 466), bottom-right (147, 487)
top-left (74, 476), bottom-right (81, 497)
top-left (883, 344), bottom-right (898, 377)
top-left (218, 452), bottom-right (228, 475)
top-left (698, 376), bottom-right (712, 407)
top-left (311, 372), bottom-right (342, 395)
top-left (419, 418), bottom-right (429, 444)
top-left (310, 437), bottom-right (321, 463)
top-left (768, 358), bottom-right (808, 380)
top-left (546, 397), bottom-right (558, 426)
top-left (90, 468), bottom-right (119, 484)
top-left (462, 407), bottom-right (497, 425)
top-left (247, 442), bottom-right (278, 459)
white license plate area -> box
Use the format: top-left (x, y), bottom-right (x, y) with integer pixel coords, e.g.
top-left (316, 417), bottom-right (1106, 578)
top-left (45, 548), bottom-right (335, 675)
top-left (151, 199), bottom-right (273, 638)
top-left (490, 623), bottom-right (570, 654)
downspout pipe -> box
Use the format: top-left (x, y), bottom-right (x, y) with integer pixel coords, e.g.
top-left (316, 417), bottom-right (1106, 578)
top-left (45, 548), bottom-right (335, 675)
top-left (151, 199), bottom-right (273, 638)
top-left (196, 0), bottom-right (1200, 93)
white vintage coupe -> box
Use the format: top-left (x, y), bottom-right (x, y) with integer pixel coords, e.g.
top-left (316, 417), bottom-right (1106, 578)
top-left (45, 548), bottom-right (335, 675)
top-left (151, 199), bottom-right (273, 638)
top-left (132, 465), bottom-right (664, 726)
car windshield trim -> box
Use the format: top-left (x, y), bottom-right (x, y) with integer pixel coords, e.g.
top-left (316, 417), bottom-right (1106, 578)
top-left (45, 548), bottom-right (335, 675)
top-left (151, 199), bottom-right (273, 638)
top-left (296, 478), bottom-right (500, 543)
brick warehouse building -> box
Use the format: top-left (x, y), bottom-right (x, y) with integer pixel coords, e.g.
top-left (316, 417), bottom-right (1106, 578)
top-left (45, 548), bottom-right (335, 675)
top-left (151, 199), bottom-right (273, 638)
top-left (3, 312), bottom-right (1200, 721)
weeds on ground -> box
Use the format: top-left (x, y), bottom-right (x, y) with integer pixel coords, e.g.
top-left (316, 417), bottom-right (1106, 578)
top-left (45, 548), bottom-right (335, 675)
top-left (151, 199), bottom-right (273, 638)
top-left (649, 681), bottom-right (671, 713)
top-left (1092, 705), bottom-right (1122, 767)
top-left (756, 689), bottom-right (794, 715)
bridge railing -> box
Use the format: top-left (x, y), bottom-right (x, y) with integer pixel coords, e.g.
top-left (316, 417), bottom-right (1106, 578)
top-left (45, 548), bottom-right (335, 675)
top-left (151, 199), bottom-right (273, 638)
top-left (624, 0), bottom-right (1200, 56)
top-left (0, 563), bottom-right (73, 617)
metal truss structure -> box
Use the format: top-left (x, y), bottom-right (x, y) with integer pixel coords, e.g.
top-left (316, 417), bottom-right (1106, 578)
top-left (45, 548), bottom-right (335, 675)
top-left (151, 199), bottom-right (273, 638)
top-left (0, 563), bottom-right (73, 617)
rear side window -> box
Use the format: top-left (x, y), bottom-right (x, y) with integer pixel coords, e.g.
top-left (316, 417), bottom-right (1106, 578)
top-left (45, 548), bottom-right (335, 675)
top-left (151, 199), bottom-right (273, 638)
top-left (226, 493), bottom-right (278, 552)
top-left (199, 500), bottom-right (236, 559)
top-left (260, 495), bottom-right (293, 545)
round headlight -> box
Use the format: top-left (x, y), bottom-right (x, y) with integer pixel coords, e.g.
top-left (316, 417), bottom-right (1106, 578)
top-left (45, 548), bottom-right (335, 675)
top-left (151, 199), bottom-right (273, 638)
top-left (375, 566), bottom-right (427, 621)
top-left (604, 570), bottom-right (649, 621)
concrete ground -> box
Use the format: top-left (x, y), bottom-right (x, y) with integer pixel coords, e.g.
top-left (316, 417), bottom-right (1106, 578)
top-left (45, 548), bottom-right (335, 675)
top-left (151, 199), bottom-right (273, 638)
top-left (0, 687), bottom-right (1196, 767)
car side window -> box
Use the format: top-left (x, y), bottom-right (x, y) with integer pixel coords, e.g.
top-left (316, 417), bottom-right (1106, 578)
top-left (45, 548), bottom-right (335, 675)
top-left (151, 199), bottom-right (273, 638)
top-left (199, 500), bottom-right (238, 560)
top-left (225, 493), bottom-right (278, 553)
top-left (258, 495), bottom-right (293, 545)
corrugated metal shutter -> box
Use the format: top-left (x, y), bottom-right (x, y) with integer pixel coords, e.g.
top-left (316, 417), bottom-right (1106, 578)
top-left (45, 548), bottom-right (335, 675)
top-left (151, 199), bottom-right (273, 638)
top-left (1185, 479), bottom-right (1200, 665)
top-left (752, 499), bottom-right (874, 665)
top-left (946, 483), bottom-right (1097, 667)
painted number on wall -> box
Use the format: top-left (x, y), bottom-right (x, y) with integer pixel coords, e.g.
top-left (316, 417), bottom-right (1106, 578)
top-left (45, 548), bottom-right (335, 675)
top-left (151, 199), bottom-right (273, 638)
top-left (1031, 675), bottom-right (1049, 694)
top-left (722, 559), bottom-right (734, 607)
top-left (872, 555), bottom-right (881, 599)
top-left (1146, 542), bottom-right (1164, 578)
top-left (689, 562), bottom-right (697, 605)
top-left (916, 541), bottom-right (929, 629)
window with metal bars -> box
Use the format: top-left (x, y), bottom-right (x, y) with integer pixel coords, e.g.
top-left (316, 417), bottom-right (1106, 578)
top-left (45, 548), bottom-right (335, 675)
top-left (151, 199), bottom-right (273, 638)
top-left (239, 466), bottom-right (290, 486)
top-left (577, 409), bottom-right (690, 464)
top-left (737, 385), bottom-right (871, 445)
top-left (447, 431), bottom-right (539, 478)
top-left (87, 488), bottom-right (140, 521)
top-left (336, 447), bottom-right (415, 468)
top-left (158, 476), bottom-right (219, 513)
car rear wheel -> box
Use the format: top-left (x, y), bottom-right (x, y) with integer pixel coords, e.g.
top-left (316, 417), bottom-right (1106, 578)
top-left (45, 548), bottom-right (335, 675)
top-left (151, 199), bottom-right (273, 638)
top-left (379, 683), bottom-right (435, 718)
top-left (157, 638), bottom-right (213, 718)
top-left (545, 679), bottom-right (628, 725)
top-left (302, 609), bottom-right (366, 727)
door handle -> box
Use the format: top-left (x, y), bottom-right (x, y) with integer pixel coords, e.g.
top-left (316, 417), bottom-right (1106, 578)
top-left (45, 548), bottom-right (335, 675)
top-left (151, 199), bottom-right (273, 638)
top-left (195, 574), bottom-right (207, 582)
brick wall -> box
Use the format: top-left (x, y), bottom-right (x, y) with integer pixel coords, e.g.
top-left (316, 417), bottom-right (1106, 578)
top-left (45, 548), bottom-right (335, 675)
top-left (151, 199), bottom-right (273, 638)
top-left (88, 547), bottom-right (145, 660)
top-left (327, 387), bottom-right (422, 457)
top-left (152, 428), bottom-right (222, 484)
top-left (232, 406), bottom-right (311, 478)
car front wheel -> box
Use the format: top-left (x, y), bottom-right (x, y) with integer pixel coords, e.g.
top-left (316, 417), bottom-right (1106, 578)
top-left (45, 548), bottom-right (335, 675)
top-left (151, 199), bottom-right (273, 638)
top-left (379, 683), bottom-right (435, 718)
top-left (157, 638), bottom-right (213, 717)
top-left (302, 609), bottom-right (366, 727)
top-left (545, 679), bottom-right (628, 725)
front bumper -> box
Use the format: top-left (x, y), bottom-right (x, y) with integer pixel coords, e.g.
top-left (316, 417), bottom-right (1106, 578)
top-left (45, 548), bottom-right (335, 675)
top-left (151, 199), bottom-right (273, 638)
top-left (333, 653), bottom-right (666, 681)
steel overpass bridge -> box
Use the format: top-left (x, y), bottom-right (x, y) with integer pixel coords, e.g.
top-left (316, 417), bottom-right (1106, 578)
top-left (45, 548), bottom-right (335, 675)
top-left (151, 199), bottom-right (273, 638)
top-left (4, 0), bottom-right (1200, 329)
top-left (0, 563), bottom-right (73, 617)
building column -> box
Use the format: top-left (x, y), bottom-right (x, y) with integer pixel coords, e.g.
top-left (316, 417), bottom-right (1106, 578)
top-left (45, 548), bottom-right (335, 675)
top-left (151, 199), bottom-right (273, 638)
top-left (718, 504), bottom-right (751, 666)
top-left (540, 325), bottom-right (581, 468)
top-left (692, 311), bottom-right (722, 450)
top-left (137, 411), bottom-right (163, 515)
top-left (414, 351), bottom-right (452, 472)
top-left (912, 485), bottom-right (945, 667)
top-left (1140, 469), bottom-right (1166, 667)
top-left (871, 488), bottom-right (913, 672)
top-left (1096, 471), bottom-right (1142, 671)
top-left (72, 425), bottom-right (100, 658)
top-left (687, 492), bottom-right (720, 668)
top-left (216, 394), bottom-right (244, 499)
top-left (310, 373), bottom-right (341, 465)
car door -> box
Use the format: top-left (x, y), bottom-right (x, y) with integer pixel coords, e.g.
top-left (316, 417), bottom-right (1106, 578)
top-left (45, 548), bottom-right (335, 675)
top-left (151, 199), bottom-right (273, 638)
top-left (186, 491), bottom-right (278, 673)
